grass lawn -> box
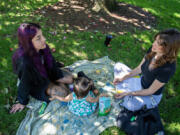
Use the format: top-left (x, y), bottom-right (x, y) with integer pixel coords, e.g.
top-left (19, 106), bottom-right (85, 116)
top-left (0, 0), bottom-right (180, 134)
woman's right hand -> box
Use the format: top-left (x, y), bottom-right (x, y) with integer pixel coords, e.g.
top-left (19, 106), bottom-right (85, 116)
top-left (113, 75), bottom-right (127, 85)
top-left (114, 92), bottom-right (129, 99)
top-left (10, 103), bottom-right (25, 114)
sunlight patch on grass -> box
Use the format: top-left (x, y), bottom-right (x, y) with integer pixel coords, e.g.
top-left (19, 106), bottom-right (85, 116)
top-left (73, 51), bottom-right (87, 58)
top-left (72, 41), bottom-right (80, 46)
top-left (1, 58), bottom-right (8, 67)
top-left (139, 34), bottom-right (151, 44)
top-left (24, 5), bottom-right (31, 10)
top-left (167, 83), bottom-right (176, 96)
top-left (14, 44), bottom-right (18, 49)
top-left (9, 12), bottom-right (16, 17)
top-left (132, 34), bottom-right (138, 38)
top-left (58, 50), bottom-right (66, 55)
top-left (9, 13), bottom-right (22, 17)
top-left (47, 42), bottom-right (55, 48)
top-left (173, 13), bottom-right (180, 18)
top-left (178, 53), bottom-right (180, 57)
top-left (143, 8), bottom-right (158, 16)
top-left (166, 123), bottom-right (180, 133)
top-left (1, 1), bottom-right (5, 6)
top-left (4, 21), bottom-right (10, 26)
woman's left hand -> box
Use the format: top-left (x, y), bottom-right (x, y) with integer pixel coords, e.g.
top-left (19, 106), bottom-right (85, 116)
top-left (10, 103), bottom-right (25, 114)
top-left (114, 92), bottom-right (130, 99)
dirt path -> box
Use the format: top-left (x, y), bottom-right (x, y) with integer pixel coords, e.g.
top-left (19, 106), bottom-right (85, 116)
top-left (34, 0), bottom-right (156, 34)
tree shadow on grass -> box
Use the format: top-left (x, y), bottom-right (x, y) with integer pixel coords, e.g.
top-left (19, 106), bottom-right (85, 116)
top-left (33, 0), bottom-right (156, 34)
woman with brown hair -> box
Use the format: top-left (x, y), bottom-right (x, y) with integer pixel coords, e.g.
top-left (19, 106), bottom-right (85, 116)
top-left (113, 29), bottom-right (180, 111)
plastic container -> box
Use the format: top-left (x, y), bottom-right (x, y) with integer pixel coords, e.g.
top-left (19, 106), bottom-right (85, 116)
top-left (98, 97), bottom-right (111, 116)
top-left (38, 102), bottom-right (47, 115)
top-left (104, 35), bottom-right (113, 46)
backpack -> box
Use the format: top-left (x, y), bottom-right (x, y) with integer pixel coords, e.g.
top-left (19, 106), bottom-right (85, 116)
top-left (116, 106), bottom-right (164, 135)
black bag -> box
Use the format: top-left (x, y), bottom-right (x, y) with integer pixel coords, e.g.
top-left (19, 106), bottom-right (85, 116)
top-left (116, 106), bottom-right (164, 135)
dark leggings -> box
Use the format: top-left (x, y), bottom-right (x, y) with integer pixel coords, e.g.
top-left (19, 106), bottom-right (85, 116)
top-left (46, 68), bottom-right (73, 97)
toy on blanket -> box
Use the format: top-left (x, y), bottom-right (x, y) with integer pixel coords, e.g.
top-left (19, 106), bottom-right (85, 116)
top-left (102, 82), bottom-right (116, 93)
top-left (102, 82), bottom-right (126, 94)
top-left (98, 96), bottom-right (111, 116)
top-left (116, 90), bottom-right (125, 94)
top-left (95, 69), bottom-right (101, 74)
top-left (38, 102), bottom-right (47, 115)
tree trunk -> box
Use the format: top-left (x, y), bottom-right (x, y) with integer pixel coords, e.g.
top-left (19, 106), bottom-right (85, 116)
top-left (92, 0), bottom-right (117, 12)
top-left (104, 0), bottom-right (117, 12)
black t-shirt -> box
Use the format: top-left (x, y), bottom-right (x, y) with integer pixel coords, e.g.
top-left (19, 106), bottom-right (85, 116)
top-left (141, 47), bottom-right (176, 95)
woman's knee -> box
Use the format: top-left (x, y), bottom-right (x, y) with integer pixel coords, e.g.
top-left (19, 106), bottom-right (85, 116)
top-left (66, 75), bottom-right (73, 84)
top-left (63, 75), bottom-right (73, 84)
top-left (47, 83), bottom-right (70, 97)
top-left (61, 69), bottom-right (73, 84)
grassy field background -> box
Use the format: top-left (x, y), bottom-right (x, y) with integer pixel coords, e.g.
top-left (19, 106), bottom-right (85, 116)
top-left (0, 0), bottom-right (180, 134)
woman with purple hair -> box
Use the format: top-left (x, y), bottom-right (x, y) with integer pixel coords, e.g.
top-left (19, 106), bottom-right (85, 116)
top-left (10, 23), bottom-right (73, 113)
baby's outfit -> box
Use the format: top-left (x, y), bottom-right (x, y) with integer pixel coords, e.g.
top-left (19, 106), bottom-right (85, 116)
top-left (68, 91), bottom-right (97, 116)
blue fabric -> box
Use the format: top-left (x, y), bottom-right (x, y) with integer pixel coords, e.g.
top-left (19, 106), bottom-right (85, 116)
top-left (68, 91), bottom-right (97, 116)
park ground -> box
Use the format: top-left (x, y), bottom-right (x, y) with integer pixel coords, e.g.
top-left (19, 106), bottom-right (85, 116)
top-left (0, 0), bottom-right (180, 134)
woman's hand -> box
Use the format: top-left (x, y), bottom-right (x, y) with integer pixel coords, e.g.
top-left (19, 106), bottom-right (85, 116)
top-left (10, 103), bottom-right (25, 114)
top-left (113, 75), bottom-right (127, 85)
top-left (114, 92), bottom-right (130, 99)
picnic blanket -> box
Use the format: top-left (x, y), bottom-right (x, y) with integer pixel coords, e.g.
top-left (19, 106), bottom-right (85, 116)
top-left (16, 56), bottom-right (122, 135)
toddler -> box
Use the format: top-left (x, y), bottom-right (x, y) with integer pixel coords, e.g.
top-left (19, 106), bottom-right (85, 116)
top-left (50, 77), bottom-right (106, 116)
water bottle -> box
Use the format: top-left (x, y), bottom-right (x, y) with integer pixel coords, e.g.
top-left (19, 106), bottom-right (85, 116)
top-left (104, 35), bottom-right (113, 47)
top-left (38, 102), bottom-right (47, 115)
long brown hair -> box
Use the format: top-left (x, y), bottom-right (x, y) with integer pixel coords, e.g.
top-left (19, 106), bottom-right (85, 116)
top-left (146, 29), bottom-right (180, 69)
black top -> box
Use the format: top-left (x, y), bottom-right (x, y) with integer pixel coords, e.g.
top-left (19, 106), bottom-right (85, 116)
top-left (141, 47), bottom-right (176, 95)
top-left (16, 55), bottom-right (64, 105)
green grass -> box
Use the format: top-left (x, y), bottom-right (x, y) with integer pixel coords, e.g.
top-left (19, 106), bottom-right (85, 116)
top-left (0, 0), bottom-right (180, 134)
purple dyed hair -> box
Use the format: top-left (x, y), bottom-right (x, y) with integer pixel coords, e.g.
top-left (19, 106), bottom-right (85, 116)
top-left (12, 23), bottom-right (53, 78)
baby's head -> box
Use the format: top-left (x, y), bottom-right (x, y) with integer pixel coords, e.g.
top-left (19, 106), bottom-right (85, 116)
top-left (74, 77), bottom-right (93, 98)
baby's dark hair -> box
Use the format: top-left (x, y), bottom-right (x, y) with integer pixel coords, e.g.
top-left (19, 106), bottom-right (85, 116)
top-left (74, 77), bottom-right (93, 98)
